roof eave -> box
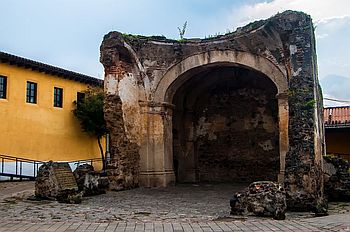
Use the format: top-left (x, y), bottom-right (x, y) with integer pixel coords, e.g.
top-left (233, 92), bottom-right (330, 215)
top-left (0, 51), bottom-right (103, 86)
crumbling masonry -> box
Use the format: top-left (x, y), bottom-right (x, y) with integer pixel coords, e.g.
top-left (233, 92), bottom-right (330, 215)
top-left (100, 11), bottom-right (325, 211)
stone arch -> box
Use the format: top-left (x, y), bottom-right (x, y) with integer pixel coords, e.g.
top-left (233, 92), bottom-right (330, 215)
top-left (150, 50), bottom-right (289, 184)
top-left (153, 50), bottom-right (288, 103)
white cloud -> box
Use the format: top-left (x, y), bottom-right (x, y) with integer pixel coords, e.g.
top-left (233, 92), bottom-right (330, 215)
top-left (227, 0), bottom-right (350, 28)
top-left (223, 0), bottom-right (350, 102)
top-left (316, 15), bottom-right (350, 34)
top-left (316, 15), bottom-right (350, 25)
top-left (222, 0), bottom-right (350, 81)
top-left (316, 16), bottom-right (350, 79)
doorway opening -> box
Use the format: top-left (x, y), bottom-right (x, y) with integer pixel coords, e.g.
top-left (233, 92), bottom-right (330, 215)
top-left (171, 65), bottom-right (279, 183)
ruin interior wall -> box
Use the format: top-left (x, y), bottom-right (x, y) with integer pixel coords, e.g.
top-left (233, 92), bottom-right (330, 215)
top-left (172, 67), bottom-right (279, 183)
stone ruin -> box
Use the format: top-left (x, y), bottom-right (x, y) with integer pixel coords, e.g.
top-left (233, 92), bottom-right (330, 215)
top-left (35, 161), bottom-right (82, 204)
top-left (100, 11), bottom-right (326, 212)
top-left (73, 163), bottom-right (109, 196)
top-left (324, 156), bottom-right (350, 201)
top-left (35, 162), bottom-right (108, 203)
top-left (230, 181), bottom-right (287, 220)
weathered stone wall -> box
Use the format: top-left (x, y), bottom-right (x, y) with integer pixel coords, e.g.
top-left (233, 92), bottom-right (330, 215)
top-left (172, 68), bottom-right (279, 183)
top-left (195, 84), bottom-right (279, 183)
top-left (281, 13), bottom-right (325, 212)
top-left (104, 94), bottom-right (140, 190)
top-left (100, 10), bottom-right (325, 211)
top-left (100, 40), bottom-right (142, 190)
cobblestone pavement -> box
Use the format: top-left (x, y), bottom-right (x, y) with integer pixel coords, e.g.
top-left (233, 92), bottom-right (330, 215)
top-left (0, 182), bottom-right (349, 231)
top-left (0, 181), bottom-right (34, 198)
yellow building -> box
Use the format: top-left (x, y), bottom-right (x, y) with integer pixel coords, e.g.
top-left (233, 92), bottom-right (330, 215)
top-left (0, 51), bottom-right (103, 162)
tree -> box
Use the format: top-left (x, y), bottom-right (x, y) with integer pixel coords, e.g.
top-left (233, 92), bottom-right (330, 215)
top-left (73, 87), bottom-right (107, 170)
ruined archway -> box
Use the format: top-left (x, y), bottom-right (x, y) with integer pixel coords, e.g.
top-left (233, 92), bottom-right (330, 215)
top-left (171, 65), bottom-right (280, 183)
top-left (101, 11), bottom-right (325, 211)
top-left (152, 51), bottom-right (289, 185)
top-left (153, 51), bottom-right (288, 102)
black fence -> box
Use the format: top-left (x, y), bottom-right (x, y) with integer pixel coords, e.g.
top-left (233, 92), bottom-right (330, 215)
top-left (0, 154), bottom-right (109, 181)
top-left (0, 154), bottom-right (43, 181)
top-left (67, 157), bottom-right (109, 172)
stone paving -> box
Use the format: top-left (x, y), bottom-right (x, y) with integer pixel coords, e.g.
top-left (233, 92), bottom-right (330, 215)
top-left (0, 221), bottom-right (329, 232)
top-left (0, 181), bottom-right (349, 231)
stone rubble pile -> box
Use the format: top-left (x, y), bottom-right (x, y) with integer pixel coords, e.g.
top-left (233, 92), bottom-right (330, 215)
top-left (230, 181), bottom-right (287, 220)
top-left (35, 162), bottom-right (109, 204)
top-left (324, 156), bottom-right (350, 201)
top-left (73, 163), bottom-right (109, 196)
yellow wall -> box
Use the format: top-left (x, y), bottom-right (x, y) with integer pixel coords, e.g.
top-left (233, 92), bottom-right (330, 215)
top-left (0, 63), bottom-right (103, 162)
top-left (325, 128), bottom-right (350, 164)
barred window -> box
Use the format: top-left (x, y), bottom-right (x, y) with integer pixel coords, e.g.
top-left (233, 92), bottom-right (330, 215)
top-left (26, 81), bottom-right (37, 103)
top-left (54, 87), bottom-right (63, 108)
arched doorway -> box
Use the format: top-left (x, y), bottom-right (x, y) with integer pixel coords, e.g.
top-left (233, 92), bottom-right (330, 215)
top-left (151, 50), bottom-right (289, 186)
top-left (171, 65), bottom-right (279, 183)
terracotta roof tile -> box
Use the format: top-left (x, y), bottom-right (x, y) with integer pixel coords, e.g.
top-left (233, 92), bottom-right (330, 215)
top-left (324, 106), bottom-right (350, 128)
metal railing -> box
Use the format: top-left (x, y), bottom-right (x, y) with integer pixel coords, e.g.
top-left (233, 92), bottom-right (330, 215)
top-left (0, 154), bottom-right (110, 181)
top-left (68, 157), bottom-right (110, 172)
top-left (0, 154), bottom-right (44, 181)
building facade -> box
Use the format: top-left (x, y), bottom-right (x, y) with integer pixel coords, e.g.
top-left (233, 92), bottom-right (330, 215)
top-left (0, 52), bottom-right (103, 162)
top-left (324, 106), bottom-right (350, 163)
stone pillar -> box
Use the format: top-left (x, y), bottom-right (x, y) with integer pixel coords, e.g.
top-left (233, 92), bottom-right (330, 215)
top-left (139, 101), bottom-right (176, 187)
top-left (283, 14), bottom-right (326, 213)
top-left (277, 92), bottom-right (289, 184)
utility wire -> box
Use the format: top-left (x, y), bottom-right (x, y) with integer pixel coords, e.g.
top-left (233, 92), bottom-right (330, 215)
top-left (324, 97), bottom-right (350, 103)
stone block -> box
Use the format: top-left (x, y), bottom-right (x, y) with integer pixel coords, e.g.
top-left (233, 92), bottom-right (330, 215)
top-left (35, 161), bottom-right (80, 204)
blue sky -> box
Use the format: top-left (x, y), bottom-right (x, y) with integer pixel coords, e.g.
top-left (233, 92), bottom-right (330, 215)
top-left (1, 0), bottom-right (349, 106)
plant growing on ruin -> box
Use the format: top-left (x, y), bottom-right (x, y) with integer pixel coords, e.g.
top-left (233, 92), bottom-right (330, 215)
top-left (177, 21), bottom-right (187, 41)
top-left (304, 99), bottom-right (316, 109)
top-left (73, 87), bottom-right (107, 170)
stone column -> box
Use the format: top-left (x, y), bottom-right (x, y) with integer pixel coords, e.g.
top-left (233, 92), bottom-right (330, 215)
top-left (277, 92), bottom-right (289, 184)
top-left (139, 101), bottom-right (176, 187)
top-left (283, 14), bottom-right (326, 213)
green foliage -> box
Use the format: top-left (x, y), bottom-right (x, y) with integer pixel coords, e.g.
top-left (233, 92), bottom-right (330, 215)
top-left (73, 87), bottom-right (108, 171)
top-left (288, 89), bottom-right (296, 97)
top-left (204, 28), bottom-right (234, 39)
top-left (304, 99), bottom-right (316, 109)
top-left (177, 21), bottom-right (187, 40)
top-left (122, 33), bottom-right (143, 40)
top-left (73, 87), bottom-right (107, 139)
